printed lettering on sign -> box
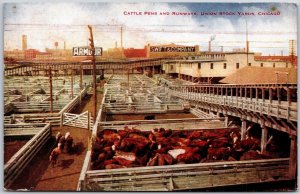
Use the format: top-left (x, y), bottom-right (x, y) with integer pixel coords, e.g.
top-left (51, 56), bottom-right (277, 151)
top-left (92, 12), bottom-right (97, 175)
top-left (73, 47), bottom-right (102, 56)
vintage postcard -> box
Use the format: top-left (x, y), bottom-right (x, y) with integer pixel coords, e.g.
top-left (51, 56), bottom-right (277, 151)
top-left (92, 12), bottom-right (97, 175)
top-left (3, 2), bottom-right (297, 191)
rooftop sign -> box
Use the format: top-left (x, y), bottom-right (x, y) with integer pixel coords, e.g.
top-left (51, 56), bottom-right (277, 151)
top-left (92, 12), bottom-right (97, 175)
top-left (73, 47), bottom-right (102, 56)
top-left (150, 46), bottom-right (196, 52)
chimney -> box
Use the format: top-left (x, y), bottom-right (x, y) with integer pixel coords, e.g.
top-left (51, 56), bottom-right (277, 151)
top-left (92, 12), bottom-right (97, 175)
top-left (22, 35), bottom-right (27, 50)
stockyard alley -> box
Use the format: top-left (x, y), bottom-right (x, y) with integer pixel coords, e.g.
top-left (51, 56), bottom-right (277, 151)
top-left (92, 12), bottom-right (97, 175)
top-left (7, 82), bottom-right (104, 191)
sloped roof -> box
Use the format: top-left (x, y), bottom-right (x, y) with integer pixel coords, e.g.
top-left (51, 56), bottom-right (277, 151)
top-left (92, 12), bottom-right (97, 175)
top-left (220, 66), bottom-right (297, 84)
top-left (124, 48), bottom-right (147, 58)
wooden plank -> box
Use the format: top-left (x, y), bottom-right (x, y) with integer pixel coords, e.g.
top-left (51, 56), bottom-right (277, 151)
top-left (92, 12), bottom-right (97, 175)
top-left (4, 124), bottom-right (51, 187)
top-left (83, 159), bottom-right (289, 191)
top-left (77, 151), bottom-right (91, 191)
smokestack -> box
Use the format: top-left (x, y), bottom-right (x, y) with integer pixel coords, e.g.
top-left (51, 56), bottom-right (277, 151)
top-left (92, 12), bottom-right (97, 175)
top-left (64, 41), bottom-right (66, 50)
top-left (208, 35), bottom-right (215, 52)
top-left (115, 41), bottom-right (118, 48)
top-left (22, 35), bottom-right (27, 50)
top-left (54, 42), bottom-right (58, 49)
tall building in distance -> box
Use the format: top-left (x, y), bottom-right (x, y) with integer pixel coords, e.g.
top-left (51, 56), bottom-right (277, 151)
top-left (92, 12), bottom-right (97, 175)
top-left (22, 35), bottom-right (27, 50)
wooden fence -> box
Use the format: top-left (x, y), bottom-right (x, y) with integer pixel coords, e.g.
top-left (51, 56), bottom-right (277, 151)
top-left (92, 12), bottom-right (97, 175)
top-left (4, 86), bottom-right (89, 127)
top-left (4, 123), bottom-right (52, 188)
top-left (99, 118), bottom-right (227, 131)
top-left (59, 86), bottom-right (88, 115)
top-left (78, 118), bottom-right (291, 191)
top-left (63, 111), bottom-right (93, 130)
top-left (80, 158), bottom-right (290, 191)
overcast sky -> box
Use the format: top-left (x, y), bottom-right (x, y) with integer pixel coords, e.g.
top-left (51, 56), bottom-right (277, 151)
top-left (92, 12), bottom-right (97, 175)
top-left (3, 2), bottom-right (297, 55)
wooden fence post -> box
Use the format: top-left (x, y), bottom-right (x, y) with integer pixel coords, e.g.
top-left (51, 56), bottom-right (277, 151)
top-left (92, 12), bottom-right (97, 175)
top-left (87, 112), bottom-right (90, 130)
top-left (60, 113), bottom-right (63, 127)
top-left (289, 135), bottom-right (297, 179)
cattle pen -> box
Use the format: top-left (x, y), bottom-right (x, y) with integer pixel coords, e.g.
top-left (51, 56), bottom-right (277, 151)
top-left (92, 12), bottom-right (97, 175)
top-left (77, 74), bottom-right (296, 191)
top-left (4, 65), bottom-right (297, 191)
top-left (78, 118), bottom-right (290, 191)
top-left (3, 75), bottom-right (95, 189)
top-left (4, 123), bottom-right (52, 188)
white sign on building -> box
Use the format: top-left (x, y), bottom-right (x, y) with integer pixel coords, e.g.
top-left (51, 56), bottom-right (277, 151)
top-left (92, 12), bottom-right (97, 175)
top-left (73, 47), bottom-right (102, 56)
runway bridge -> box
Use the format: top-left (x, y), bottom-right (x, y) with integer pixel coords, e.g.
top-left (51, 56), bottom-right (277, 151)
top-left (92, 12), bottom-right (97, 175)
top-left (166, 83), bottom-right (297, 133)
top-left (4, 59), bottom-right (165, 76)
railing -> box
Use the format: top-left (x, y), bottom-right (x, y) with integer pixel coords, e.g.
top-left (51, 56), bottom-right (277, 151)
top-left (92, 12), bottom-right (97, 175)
top-left (91, 88), bottom-right (107, 137)
top-left (190, 108), bottom-right (216, 119)
top-left (6, 113), bottom-right (61, 126)
top-left (81, 158), bottom-right (289, 191)
top-left (4, 87), bottom-right (89, 126)
top-left (59, 86), bottom-right (88, 114)
top-left (4, 123), bottom-right (52, 188)
top-left (98, 118), bottom-right (226, 132)
top-left (4, 58), bottom-right (166, 76)
top-left (168, 87), bottom-right (297, 122)
top-left (103, 103), bottom-right (167, 114)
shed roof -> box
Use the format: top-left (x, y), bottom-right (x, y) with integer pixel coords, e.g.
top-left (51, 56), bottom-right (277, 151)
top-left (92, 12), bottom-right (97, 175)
top-left (220, 66), bottom-right (297, 84)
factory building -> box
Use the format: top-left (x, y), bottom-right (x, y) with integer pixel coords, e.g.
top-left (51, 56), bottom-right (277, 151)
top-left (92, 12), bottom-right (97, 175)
top-left (162, 52), bottom-right (295, 84)
top-left (4, 50), bottom-right (25, 60)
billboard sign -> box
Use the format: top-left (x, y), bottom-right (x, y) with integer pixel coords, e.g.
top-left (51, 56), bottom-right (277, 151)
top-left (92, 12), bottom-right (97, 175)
top-left (150, 46), bottom-right (196, 52)
top-left (73, 47), bottom-right (102, 56)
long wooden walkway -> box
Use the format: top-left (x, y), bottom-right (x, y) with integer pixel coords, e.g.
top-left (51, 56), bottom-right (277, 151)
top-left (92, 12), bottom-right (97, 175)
top-left (4, 58), bottom-right (165, 76)
top-left (166, 84), bottom-right (297, 136)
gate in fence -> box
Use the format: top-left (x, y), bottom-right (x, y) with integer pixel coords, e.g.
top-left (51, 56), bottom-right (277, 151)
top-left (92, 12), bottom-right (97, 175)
top-left (63, 111), bottom-right (93, 130)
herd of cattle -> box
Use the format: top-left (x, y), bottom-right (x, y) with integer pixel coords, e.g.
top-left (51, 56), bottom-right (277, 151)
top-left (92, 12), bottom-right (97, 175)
top-left (91, 127), bottom-right (275, 170)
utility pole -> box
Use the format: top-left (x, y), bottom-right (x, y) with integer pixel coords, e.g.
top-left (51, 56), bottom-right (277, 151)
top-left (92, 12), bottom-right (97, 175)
top-left (121, 26), bottom-right (124, 58)
top-left (80, 63), bottom-right (83, 105)
top-left (289, 40), bottom-right (296, 65)
top-left (71, 69), bottom-right (74, 99)
top-left (246, 20), bottom-right (249, 67)
top-left (121, 26), bottom-right (123, 50)
top-left (80, 63), bottom-right (83, 90)
top-left (88, 25), bottom-right (97, 122)
top-left (49, 65), bottom-right (53, 113)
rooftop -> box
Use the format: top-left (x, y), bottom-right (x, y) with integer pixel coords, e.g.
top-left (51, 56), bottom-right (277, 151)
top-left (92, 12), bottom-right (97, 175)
top-left (220, 66), bottom-right (297, 84)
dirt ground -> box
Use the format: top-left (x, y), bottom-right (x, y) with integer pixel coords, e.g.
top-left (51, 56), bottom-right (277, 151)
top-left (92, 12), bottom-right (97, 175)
top-left (7, 85), bottom-right (104, 191)
top-left (4, 139), bottom-right (29, 163)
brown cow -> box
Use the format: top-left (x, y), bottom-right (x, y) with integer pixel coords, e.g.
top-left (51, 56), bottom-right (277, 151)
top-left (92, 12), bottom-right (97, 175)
top-left (113, 151), bottom-right (136, 166)
top-left (240, 150), bottom-right (262, 161)
top-left (190, 139), bottom-right (208, 147)
top-left (188, 130), bottom-right (203, 140)
top-left (55, 132), bottom-right (62, 147)
top-left (49, 145), bottom-right (62, 167)
top-left (65, 132), bottom-right (73, 153)
top-left (105, 164), bottom-right (124, 169)
top-left (209, 137), bottom-right (230, 148)
top-left (207, 147), bottom-right (231, 160)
